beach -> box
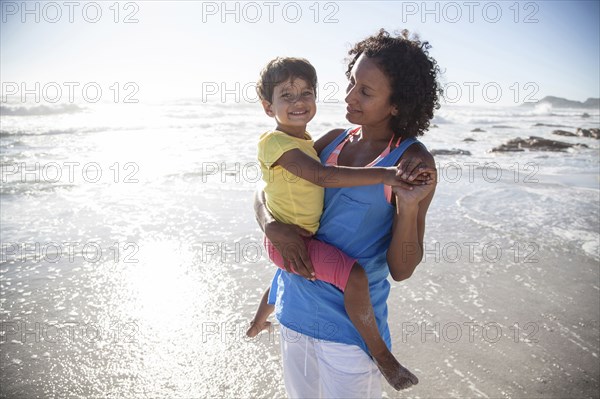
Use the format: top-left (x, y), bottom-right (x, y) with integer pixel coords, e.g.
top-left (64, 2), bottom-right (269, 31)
top-left (1, 100), bottom-right (599, 398)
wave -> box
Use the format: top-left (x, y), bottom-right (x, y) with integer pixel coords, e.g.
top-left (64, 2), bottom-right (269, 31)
top-left (457, 184), bottom-right (599, 260)
top-left (0, 128), bottom-right (73, 136)
top-left (0, 139), bottom-right (29, 147)
top-left (528, 102), bottom-right (553, 116)
top-left (0, 126), bottom-right (109, 137)
top-left (431, 115), bottom-right (452, 124)
top-left (165, 111), bottom-right (225, 119)
top-left (0, 104), bottom-right (84, 116)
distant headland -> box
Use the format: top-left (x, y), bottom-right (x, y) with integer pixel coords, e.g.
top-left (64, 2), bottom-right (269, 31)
top-left (521, 96), bottom-right (599, 108)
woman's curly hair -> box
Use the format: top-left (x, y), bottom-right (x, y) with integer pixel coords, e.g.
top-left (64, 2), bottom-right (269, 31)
top-left (346, 29), bottom-right (442, 139)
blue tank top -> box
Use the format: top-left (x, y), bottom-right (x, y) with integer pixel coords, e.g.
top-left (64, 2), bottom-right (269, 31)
top-left (269, 129), bottom-right (420, 354)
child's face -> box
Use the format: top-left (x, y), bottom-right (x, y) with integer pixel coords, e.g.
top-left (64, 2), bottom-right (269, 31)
top-left (262, 77), bottom-right (316, 136)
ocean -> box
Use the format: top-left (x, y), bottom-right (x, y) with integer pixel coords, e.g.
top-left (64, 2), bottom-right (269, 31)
top-left (1, 99), bottom-right (599, 398)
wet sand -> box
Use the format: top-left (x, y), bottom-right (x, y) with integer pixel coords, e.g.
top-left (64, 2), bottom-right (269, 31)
top-left (2, 171), bottom-right (598, 398)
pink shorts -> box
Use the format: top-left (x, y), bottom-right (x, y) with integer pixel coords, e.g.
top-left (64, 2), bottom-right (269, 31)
top-left (264, 236), bottom-right (356, 292)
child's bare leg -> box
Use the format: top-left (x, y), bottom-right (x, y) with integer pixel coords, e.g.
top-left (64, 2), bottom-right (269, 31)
top-left (246, 288), bottom-right (275, 338)
top-left (344, 264), bottom-right (419, 390)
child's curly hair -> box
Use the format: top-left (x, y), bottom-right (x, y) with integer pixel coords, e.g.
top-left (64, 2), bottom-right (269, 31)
top-left (257, 57), bottom-right (318, 103)
top-left (346, 29), bottom-right (442, 139)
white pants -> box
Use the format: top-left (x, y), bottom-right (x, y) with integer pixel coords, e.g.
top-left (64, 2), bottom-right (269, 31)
top-left (280, 325), bottom-right (382, 398)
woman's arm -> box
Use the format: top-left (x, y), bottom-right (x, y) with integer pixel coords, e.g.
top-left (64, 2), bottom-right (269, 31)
top-left (387, 145), bottom-right (437, 281)
top-left (254, 189), bottom-right (315, 278)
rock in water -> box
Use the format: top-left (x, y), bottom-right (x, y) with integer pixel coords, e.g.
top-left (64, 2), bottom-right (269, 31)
top-left (471, 128), bottom-right (486, 132)
top-left (533, 123), bottom-right (571, 127)
top-left (431, 149), bottom-right (472, 156)
top-left (552, 130), bottom-right (576, 137)
top-left (576, 128), bottom-right (600, 139)
top-left (491, 136), bottom-right (589, 152)
top-left (491, 143), bottom-right (525, 152)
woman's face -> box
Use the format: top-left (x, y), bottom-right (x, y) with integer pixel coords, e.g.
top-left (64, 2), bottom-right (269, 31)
top-left (344, 54), bottom-right (397, 130)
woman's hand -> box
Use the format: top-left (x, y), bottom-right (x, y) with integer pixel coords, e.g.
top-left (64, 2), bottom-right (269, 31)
top-left (391, 176), bottom-right (436, 208)
top-left (393, 153), bottom-right (438, 207)
top-left (265, 220), bottom-right (316, 280)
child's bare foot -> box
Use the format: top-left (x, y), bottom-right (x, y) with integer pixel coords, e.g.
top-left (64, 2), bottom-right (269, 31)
top-left (246, 320), bottom-right (272, 338)
top-left (372, 350), bottom-right (419, 390)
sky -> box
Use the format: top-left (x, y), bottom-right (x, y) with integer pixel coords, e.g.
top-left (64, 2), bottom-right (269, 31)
top-left (1, 0), bottom-right (599, 106)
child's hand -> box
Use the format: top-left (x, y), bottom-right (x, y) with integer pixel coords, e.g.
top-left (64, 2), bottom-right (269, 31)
top-left (383, 168), bottom-right (421, 190)
top-left (397, 158), bottom-right (437, 184)
top-left (383, 167), bottom-right (435, 189)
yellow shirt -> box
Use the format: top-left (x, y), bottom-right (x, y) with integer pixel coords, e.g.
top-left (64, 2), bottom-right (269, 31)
top-left (258, 130), bottom-right (324, 234)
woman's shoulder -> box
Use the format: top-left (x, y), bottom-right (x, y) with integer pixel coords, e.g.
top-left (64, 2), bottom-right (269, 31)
top-left (313, 128), bottom-right (347, 155)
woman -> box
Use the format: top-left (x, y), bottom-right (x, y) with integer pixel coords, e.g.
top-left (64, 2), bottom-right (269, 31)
top-left (255, 29), bottom-right (441, 397)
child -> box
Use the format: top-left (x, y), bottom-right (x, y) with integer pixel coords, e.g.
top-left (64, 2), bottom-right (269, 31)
top-left (247, 57), bottom-right (419, 390)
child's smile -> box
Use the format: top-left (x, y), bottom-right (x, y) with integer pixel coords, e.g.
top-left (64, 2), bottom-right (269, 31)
top-left (263, 77), bottom-right (317, 137)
